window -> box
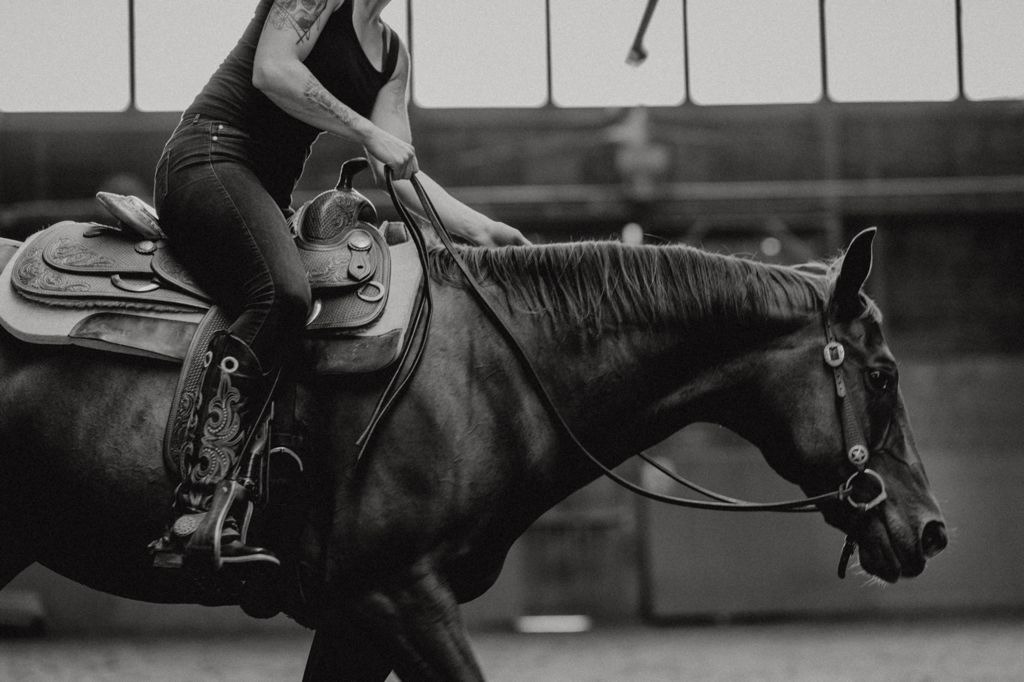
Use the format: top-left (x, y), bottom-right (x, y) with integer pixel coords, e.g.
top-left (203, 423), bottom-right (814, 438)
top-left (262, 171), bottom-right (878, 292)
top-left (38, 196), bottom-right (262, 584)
top-left (962, 0), bottom-right (1024, 100)
top-left (550, 0), bottom-right (685, 107)
top-left (411, 0), bottom-right (547, 108)
top-left (826, 0), bottom-right (958, 102)
top-left (135, 1), bottom-right (258, 112)
top-left (382, 0), bottom-right (408, 47)
top-left (3, 0), bottom-right (1018, 112)
top-left (0, 1), bottom-right (130, 112)
top-left (688, 0), bottom-right (822, 105)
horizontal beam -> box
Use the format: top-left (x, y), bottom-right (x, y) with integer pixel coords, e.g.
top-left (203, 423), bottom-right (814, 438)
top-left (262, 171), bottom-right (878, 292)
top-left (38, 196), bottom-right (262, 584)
top-left (6, 175), bottom-right (1024, 239)
top-left (374, 175), bottom-right (1024, 227)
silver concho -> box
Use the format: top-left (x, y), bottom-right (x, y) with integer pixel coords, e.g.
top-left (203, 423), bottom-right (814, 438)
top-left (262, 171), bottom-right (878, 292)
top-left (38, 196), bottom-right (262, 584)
top-left (823, 341), bottom-right (845, 368)
top-left (847, 444), bottom-right (869, 467)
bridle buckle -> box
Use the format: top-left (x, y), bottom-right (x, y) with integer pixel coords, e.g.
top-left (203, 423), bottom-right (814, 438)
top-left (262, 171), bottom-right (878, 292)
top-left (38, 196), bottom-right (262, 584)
top-left (823, 340), bottom-right (845, 368)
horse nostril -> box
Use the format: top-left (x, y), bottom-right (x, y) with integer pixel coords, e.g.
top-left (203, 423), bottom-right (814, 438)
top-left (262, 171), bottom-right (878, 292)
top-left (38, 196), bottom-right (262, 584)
top-left (921, 520), bottom-right (948, 558)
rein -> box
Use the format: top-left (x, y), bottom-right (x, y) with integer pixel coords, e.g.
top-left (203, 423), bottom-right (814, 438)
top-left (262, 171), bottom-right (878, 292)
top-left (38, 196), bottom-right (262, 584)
top-left (378, 170), bottom-right (886, 573)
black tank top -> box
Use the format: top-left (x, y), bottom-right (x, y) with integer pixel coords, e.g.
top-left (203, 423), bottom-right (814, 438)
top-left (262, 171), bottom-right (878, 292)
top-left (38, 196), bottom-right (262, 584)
top-left (185, 0), bottom-right (399, 201)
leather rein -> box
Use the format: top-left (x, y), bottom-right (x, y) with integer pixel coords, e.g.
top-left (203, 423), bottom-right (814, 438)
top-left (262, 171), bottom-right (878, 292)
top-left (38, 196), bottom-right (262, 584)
top-left (374, 169), bottom-right (886, 576)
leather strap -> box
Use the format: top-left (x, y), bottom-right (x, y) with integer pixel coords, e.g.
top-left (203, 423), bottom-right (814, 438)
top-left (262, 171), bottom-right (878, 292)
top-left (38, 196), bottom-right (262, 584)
top-left (392, 170), bottom-right (850, 513)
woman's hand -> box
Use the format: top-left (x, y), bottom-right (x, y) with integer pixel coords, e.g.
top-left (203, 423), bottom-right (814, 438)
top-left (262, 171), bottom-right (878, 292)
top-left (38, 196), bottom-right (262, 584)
top-left (364, 127), bottom-right (419, 180)
top-left (477, 220), bottom-right (531, 247)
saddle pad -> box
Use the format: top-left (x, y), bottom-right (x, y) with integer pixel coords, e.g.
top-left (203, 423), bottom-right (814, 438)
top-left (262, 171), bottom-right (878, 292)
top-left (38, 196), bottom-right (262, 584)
top-left (0, 227), bottom-right (424, 374)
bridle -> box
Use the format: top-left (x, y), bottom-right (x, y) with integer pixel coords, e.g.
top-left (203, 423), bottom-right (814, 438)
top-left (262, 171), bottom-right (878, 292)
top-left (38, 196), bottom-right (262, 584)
top-left (374, 169), bottom-right (887, 578)
top-left (821, 316), bottom-right (887, 577)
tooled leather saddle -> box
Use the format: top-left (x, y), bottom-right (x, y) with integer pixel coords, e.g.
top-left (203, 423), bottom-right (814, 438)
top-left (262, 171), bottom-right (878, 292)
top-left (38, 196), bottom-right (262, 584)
top-left (0, 158), bottom-right (421, 370)
top-left (0, 158), bottom-right (424, 474)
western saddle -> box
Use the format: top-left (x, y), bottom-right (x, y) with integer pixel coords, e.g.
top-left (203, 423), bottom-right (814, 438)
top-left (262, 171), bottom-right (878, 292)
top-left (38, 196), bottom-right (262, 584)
top-left (0, 158), bottom-right (424, 478)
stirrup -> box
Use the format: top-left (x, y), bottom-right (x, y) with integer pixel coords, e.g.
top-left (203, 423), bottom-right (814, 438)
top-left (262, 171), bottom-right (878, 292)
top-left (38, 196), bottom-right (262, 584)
top-left (187, 480), bottom-right (280, 570)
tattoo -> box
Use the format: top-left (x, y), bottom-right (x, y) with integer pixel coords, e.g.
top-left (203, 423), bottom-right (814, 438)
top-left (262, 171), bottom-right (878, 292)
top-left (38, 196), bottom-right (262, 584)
top-left (303, 76), bottom-right (356, 125)
top-left (270, 0), bottom-right (329, 43)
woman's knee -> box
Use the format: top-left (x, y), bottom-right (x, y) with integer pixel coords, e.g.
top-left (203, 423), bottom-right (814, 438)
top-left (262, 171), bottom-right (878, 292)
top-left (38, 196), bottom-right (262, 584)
top-left (269, 276), bottom-right (311, 330)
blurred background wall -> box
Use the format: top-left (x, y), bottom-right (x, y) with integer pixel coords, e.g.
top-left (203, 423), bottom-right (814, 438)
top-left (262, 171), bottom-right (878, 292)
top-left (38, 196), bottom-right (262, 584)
top-left (2, 0), bottom-right (1023, 633)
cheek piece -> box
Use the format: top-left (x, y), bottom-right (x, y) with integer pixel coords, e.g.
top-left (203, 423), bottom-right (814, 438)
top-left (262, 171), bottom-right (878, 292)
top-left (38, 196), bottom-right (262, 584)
top-left (823, 330), bottom-right (888, 579)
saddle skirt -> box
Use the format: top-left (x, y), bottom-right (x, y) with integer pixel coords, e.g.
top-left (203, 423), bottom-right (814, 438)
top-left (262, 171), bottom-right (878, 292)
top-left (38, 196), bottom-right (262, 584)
top-left (0, 214), bottom-right (423, 376)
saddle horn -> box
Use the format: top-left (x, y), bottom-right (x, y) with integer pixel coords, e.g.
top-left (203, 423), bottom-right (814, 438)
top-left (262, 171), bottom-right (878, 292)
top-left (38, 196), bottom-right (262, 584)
top-left (294, 157), bottom-right (379, 247)
top-left (337, 157), bottom-right (370, 192)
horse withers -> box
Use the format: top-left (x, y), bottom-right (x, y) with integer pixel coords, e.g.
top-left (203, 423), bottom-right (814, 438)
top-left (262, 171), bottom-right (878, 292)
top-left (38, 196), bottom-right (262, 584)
top-left (0, 220), bottom-right (945, 680)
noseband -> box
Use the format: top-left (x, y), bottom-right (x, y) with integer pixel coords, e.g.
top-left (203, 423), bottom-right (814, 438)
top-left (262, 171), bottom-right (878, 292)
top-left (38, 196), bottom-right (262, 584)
top-left (380, 170), bottom-right (887, 578)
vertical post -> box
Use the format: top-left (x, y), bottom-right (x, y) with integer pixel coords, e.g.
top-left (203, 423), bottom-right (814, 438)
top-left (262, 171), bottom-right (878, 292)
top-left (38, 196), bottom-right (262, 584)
top-left (817, 0), bottom-right (842, 252)
top-left (128, 0), bottom-right (137, 111)
top-left (682, 0), bottom-right (691, 104)
top-left (954, 0), bottom-right (965, 100)
top-left (818, 0), bottom-right (830, 103)
top-left (544, 0), bottom-right (553, 106)
top-left (406, 0), bottom-right (415, 106)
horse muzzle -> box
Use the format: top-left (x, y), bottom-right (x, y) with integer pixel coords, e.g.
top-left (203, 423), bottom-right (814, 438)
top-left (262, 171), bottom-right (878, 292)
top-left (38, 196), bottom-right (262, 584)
top-left (920, 518), bottom-right (949, 559)
top-left (849, 511), bottom-right (948, 582)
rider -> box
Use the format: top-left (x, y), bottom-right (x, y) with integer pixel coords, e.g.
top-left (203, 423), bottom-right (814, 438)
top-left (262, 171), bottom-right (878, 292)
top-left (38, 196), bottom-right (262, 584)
top-left (150, 0), bottom-right (529, 570)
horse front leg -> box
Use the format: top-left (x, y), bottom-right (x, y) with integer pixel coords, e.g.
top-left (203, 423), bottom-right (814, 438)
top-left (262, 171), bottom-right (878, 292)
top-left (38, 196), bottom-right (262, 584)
top-left (312, 560), bottom-right (485, 682)
top-left (0, 543), bottom-right (34, 590)
top-left (0, 514), bottom-right (37, 589)
top-left (302, 618), bottom-right (393, 682)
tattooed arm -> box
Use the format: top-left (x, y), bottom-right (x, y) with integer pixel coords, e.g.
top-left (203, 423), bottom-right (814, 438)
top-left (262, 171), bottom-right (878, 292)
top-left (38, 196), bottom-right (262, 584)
top-left (252, 0), bottom-right (417, 177)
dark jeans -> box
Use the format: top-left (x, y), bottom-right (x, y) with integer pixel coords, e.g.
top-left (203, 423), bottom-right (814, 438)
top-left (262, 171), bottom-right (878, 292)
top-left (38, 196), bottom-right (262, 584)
top-left (153, 115), bottom-right (310, 367)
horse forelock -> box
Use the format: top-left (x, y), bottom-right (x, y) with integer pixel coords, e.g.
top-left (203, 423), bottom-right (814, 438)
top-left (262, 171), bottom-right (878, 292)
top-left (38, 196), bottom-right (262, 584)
top-left (426, 241), bottom-right (834, 333)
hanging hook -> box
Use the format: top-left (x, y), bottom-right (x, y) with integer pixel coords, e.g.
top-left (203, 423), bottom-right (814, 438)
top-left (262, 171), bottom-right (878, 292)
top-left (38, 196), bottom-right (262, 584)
top-left (627, 0), bottom-right (661, 66)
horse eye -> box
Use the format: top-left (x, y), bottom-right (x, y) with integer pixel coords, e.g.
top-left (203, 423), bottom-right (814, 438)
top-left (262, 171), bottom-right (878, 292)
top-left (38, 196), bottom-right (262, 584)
top-left (866, 369), bottom-right (893, 394)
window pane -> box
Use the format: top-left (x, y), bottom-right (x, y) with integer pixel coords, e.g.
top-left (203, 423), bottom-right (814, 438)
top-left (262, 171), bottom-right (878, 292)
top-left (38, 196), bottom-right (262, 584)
top-left (412, 0), bottom-right (546, 108)
top-left (688, 0), bottom-right (822, 105)
top-left (137, 1), bottom-right (408, 113)
top-left (962, 0), bottom-right (1024, 100)
top-left (826, 0), bottom-right (958, 102)
top-left (551, 0), bottom-right (684, 107)
top-left (382, 0), bottom-right (408, 47)
top-left (0, 1), bottom-right (130, 112)
top-left (135, 1), bottom-right (256, 112)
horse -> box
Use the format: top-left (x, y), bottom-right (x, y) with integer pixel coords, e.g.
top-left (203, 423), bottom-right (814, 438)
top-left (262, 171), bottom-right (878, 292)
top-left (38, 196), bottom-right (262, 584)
top-left (0, 225), bottom-right (946, 680)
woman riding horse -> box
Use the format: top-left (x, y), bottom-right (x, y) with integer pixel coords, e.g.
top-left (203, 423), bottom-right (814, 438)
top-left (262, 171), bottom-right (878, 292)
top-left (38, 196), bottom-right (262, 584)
top-left (149, 0), bottom-right (529, 570)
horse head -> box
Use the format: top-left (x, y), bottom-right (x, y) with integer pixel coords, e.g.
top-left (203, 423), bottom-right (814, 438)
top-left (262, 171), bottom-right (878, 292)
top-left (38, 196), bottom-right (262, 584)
top-left (722, 229), bottom-right (946, 582)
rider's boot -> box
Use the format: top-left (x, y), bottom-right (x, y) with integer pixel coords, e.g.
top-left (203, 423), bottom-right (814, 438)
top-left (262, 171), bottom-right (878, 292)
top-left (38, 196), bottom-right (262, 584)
top-left (151, 332), bottom-right (281, 571)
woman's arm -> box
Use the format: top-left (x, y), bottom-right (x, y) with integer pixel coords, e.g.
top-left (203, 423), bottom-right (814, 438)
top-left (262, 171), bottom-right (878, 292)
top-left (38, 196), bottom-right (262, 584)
top-left (367, 42), bottom-right (530, 246)
top-left (252, 0), bottom-right (417, 177)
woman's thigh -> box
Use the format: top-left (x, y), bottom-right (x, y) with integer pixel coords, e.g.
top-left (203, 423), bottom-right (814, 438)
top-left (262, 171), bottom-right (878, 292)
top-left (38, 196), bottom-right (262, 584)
top-left (159, 163), bottom-right (310, 355)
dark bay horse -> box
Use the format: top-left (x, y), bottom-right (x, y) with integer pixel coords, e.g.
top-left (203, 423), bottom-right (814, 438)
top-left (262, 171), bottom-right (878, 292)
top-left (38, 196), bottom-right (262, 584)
top-left (0, 227), bottom-right (945, 680)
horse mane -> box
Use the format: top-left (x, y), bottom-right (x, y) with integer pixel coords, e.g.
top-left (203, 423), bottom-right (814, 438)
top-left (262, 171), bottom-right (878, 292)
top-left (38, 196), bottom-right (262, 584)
top-left (425, 241), bottom-right (870, 333)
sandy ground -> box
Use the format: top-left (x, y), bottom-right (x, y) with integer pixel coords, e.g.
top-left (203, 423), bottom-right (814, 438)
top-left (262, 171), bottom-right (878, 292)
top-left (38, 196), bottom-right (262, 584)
top-left (0, 618), bottom-right (1022, 681)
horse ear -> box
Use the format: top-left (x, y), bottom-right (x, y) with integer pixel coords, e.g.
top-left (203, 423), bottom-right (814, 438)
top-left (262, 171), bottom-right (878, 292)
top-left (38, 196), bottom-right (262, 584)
top-left (831, 227), bottom-right (876, 319)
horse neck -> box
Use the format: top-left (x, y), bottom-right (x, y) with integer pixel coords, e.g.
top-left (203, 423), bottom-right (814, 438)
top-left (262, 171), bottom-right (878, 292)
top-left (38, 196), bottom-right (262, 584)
top-left (450, 243), bottom-right (826, 468)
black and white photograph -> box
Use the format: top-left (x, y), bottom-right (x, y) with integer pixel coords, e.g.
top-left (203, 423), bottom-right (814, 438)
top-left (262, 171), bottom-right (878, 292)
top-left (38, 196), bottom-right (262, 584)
top-left (0, 1), bottom-right (1022, 680)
